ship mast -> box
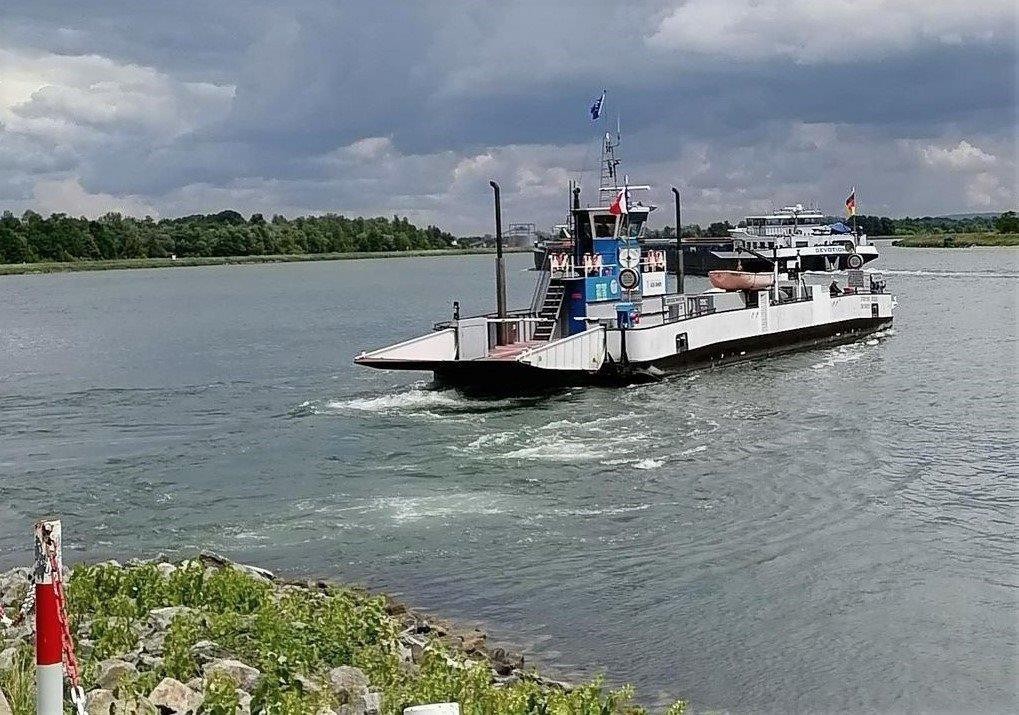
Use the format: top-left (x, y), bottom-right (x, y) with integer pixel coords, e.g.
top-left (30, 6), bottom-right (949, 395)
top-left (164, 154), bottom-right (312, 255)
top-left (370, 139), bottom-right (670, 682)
top-left (599, 121), bottom-right (621, 203)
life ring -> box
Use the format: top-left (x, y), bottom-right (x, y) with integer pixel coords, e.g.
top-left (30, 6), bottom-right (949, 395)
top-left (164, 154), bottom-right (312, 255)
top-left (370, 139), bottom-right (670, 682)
top-left (618, 267), bottom-right (640, 290)
top-left (846, 253), bottom-right (864, 270)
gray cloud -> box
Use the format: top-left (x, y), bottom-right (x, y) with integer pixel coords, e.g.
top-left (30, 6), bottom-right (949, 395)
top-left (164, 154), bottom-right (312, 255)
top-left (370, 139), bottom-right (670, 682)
top-left (0, 1), bottom-right (1014, 231)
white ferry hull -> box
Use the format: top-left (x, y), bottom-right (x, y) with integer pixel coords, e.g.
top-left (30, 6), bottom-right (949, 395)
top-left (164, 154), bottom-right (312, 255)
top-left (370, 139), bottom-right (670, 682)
top-left (356, 288), bottom-right (894, 391)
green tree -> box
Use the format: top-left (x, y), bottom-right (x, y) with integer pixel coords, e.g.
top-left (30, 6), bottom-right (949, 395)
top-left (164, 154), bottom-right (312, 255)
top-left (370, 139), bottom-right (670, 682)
top-left (994, 211), bottom-right (1019, 233)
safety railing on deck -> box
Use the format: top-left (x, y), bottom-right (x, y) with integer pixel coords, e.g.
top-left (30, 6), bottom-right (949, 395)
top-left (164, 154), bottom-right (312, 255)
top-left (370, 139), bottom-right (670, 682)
top-left (530, 251), bottom-right (553, 314)
top-left (486, 317), bottom-right (543, 348)
top-left (517, 326), bottom-right (606, 371)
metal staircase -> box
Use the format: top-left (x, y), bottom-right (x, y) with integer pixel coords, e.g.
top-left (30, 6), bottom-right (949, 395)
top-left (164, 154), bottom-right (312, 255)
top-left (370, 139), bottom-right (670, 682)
top-left (532, 282), bottom-right (565, 341)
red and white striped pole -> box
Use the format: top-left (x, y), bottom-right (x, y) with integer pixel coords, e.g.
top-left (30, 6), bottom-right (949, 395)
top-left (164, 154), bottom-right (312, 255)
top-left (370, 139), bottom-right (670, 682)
top-left (34, 519), bottom-right (63, 715)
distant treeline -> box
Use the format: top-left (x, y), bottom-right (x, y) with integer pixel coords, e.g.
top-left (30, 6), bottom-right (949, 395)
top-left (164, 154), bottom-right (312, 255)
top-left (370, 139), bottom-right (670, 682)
top-left (0, 210), bottom-right (455, 264)
top-left (2, 208), bottom-right (1015, 265)
top-left (647, 212), bottom-right (1017, 239)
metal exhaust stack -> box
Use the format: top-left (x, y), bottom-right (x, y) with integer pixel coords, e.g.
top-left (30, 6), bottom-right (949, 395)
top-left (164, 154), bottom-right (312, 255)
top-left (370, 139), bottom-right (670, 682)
top-left (671, 187), bottom-right (684, 294)
top-left (489, 181), bottom-right (508, 345)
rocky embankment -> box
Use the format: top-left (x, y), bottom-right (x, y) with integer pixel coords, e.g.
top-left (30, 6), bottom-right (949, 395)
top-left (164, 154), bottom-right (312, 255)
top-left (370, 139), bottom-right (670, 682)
top-left (1, 553), bottom-right (673, 714)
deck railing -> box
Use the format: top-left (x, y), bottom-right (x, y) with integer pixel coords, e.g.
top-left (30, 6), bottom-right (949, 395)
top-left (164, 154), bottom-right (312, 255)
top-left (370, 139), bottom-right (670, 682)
top-left (486, 317), bottom-right (543, 348)
top-left (517, 327), bottom-right (606, 371)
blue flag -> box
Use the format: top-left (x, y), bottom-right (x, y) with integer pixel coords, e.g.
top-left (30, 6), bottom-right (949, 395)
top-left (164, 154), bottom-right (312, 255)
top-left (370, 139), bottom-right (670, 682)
top-left (590, 90), bottom-right (606, 121)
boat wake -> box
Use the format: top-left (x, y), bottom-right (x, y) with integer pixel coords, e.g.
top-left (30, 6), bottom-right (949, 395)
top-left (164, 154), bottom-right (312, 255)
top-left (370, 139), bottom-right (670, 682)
top-left (875, 268), bottom-right (1017, 279)
top-left (804, 268), bottom-right (1018, 279)
top-left (811, 344), bottom-right (866, 369)
top-left (298, 384), bottom-right (527, 419)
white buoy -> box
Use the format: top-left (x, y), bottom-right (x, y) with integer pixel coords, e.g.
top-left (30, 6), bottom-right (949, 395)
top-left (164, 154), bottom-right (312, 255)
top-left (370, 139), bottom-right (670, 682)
top-left (404, 704), bottom-right (461, 715)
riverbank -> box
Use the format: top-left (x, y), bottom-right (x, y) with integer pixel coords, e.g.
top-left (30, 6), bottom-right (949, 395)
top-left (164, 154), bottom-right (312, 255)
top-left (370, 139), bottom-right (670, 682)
top-left (0, 247), bottom-right (531, 276)
top-left (890, 232), bottom-right (1019, 247)
top-left (0, 553), bottom-right (686, 714)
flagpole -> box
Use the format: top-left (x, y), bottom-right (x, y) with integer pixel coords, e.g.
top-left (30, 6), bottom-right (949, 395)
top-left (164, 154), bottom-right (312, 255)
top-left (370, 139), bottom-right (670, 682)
top-left (847, 186), bottom-right (855, 239)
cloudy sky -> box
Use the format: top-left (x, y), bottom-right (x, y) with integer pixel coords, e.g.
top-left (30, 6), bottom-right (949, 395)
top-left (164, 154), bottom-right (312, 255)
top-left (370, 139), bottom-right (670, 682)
top-left (1, 1), bottom-right (1015, 232)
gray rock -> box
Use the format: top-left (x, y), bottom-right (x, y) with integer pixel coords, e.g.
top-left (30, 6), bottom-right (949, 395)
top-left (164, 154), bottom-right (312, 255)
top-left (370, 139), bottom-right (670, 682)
top-left (295, 674), bottom-right (323, 695)
top-left (197, 551), bottom-right (231, 569)
top-left (155, 563), bottom-right (177, 578)
top-left (0, 571), bottom-right (29, 608)
top-left (327, 665), bottom-right (369, 703)
top-left (117, 695), bottom-right (159, 714)
top-left (148, 677), bottom-right (202, 714)
top-left (97, 659), bottom-right (138, 690)
top-left (461, 629), bottom-right (486, 653)
top-left (231, 562), bottom-right (275, 583)
top-left (203, 658), bottom-right (261, 692)
top-left (2, 624), bottom-right (31, 647)
top-left (188, 640), bottom-right (228, 664)
top-left (137, 653), bottom-right (164, 671)
top-left (236, 689), bottom-right (252, 715)
top-left (147, 606), bottom-right (193, 631)
top-left (0, 687), bottom-right (12, 715)
top-left (0, 647), bottom-right (17, 671)
top-left (397, 643), bottom-right (413, 662)
top-left (139, 631), bottom-right (166, 656)
top-left (362, 691), bottom-right (382, 714)
top-left (85, 688), bottom-right (116, 715)
top-left (76, 638), bottom-right (96, 661)
top-left (184, 677), bottom-right (204, 692)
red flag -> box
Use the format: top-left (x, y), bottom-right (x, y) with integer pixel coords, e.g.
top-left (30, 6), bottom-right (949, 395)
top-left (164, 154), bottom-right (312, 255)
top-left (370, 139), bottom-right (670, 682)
top-left (609, 188), bottom-right (628, 216)
top-left (845, 188), bottom-right (857, 216)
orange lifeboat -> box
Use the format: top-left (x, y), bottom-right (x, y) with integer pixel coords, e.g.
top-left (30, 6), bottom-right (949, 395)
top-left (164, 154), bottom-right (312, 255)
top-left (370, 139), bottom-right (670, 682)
top-left (708, 270), bottom-right (775, 291)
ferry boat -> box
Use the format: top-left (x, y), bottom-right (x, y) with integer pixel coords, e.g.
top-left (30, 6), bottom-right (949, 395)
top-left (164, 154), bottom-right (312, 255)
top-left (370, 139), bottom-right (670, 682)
top-left (355, 139), bottom-right (894, 390)
top-left (660, 205), bottom-right (880, 276)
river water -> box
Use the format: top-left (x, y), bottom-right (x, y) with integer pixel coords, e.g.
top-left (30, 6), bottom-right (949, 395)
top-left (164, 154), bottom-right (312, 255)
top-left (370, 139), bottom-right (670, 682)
top-left (1, 247), bottom-right (1016, 712)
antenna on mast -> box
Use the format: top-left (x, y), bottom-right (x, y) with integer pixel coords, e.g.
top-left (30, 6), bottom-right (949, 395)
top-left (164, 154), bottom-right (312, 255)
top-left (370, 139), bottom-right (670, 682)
top-left (600, 125), bottom-right (622, 200)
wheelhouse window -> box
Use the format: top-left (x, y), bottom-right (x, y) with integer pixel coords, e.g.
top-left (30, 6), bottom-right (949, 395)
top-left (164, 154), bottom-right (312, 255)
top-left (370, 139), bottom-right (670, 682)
top-left (625, 213), bottom-right (647, 238)
top-left (593, 214), bottom-right (617, 238)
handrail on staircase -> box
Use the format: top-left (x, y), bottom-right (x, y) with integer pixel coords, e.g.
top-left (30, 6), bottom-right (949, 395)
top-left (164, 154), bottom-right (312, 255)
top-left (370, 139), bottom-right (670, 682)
top-left (530, 250), bottom-right (552, 315)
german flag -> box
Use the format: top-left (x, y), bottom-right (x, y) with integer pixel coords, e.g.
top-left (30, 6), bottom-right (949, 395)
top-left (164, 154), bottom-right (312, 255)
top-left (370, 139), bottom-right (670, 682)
top-left (845, 188), bottom-right (857, 216)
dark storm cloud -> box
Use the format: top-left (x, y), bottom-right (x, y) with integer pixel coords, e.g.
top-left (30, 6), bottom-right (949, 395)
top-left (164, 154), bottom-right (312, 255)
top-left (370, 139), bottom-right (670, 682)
top-left (0, 1), bottom-right (1014, 229)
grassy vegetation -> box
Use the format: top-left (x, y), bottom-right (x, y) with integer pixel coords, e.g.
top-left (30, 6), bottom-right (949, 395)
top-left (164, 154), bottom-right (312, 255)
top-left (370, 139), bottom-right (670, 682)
top-left (1, 560), bottom-right (686, 714)
top-left (891, 232), bottom-right (1019, 247)
top-left (0, 247), bottom-right (530, 276)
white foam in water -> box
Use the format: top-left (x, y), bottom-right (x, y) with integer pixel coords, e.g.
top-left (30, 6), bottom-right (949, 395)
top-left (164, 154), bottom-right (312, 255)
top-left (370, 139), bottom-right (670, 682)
top-left (313, 384), bottom-right (518, 418)
top-left (634, 458), bottom-right (664, 469)
top-left (812, 344), bottom-right (865, 370)
top-left (323, 388), bottom-right (465, 413)
top-left (449, 431), bottom-right (516, 454)
top-left (499, 436), bottom-right (612, 462)
top-left (371, 493), bottom-right (506, 523)
top-left (540, 419), bottom-right (583, 431)
top-left (873, 268), bottom-right (1018, 279)
top-left (680, 445), bottom-right (708, 456)
top-left (551, 504), bottom-right (651, 517)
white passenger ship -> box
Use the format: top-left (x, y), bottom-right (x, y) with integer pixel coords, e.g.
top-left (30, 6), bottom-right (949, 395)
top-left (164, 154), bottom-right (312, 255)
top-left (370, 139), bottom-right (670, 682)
top-left (718, 205), bottom-right (879, 273)
top-left (355, 139), bottom-right (894, 390)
